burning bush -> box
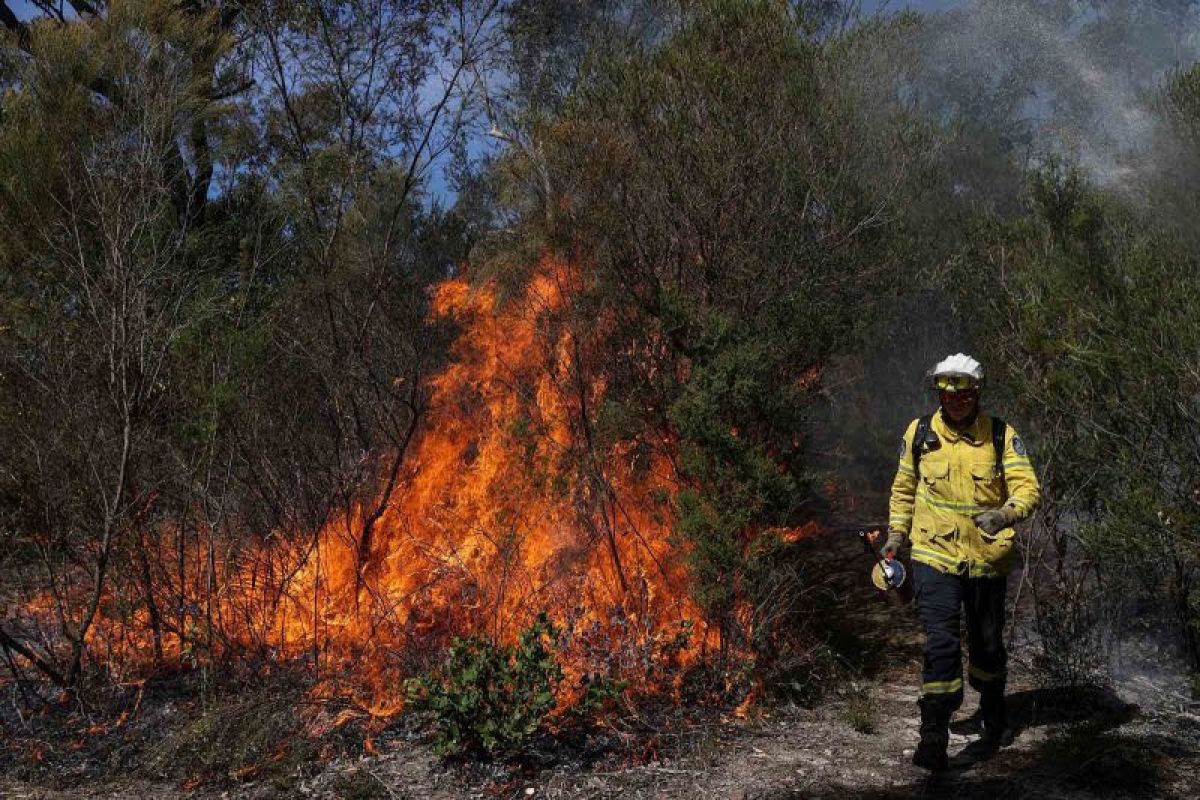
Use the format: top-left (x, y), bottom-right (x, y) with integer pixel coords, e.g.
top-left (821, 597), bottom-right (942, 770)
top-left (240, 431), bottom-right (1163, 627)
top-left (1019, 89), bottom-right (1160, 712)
top-left (0, 0), bottom-right (933, 724)
top-left (495, 0), bottom-right (934, 679)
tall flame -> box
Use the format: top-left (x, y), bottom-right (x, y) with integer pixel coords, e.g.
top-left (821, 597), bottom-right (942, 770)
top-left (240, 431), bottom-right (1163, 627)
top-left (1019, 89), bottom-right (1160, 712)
top-left (6, 255), bottom-right (835, 721)
top-left (3, 256), bottom-right (831, 722)
top-left (261, 258), bottom-right (704, 705)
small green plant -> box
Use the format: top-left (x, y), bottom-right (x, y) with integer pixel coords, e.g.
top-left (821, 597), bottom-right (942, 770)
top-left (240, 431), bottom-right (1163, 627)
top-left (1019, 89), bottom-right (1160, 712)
top-left (841, 682), bottom-right (877, 734)
top-left (405, 614), bottom-right (563, 760)
top-left (568, 673), bottom-right (629, 722)
top-left (330, 769), bottom-right (388, 800)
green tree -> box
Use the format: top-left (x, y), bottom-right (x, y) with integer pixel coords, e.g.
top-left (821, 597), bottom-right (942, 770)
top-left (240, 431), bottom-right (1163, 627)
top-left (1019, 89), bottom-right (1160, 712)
top-left (0, 0), bottom-right (234, 684)
top-left (486, 0), bottom-right (938, 670)
top-left (959, 161), bottom-right (1200, 677)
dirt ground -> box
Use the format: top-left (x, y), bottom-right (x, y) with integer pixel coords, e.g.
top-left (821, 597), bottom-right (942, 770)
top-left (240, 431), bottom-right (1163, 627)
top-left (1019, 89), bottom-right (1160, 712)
top-left (5, 664), bottom-right (1196, 799)
top-left (4, 531), bottom-right (1199, 799)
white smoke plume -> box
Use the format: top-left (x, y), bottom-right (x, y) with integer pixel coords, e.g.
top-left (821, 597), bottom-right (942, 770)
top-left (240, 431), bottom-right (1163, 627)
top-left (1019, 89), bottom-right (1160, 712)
top-left (908, 0), bottom-right (1200, 192)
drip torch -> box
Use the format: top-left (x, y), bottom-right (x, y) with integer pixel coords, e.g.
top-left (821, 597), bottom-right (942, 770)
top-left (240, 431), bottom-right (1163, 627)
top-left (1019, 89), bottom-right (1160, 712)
top-left (837, 523), bottom-right (910, 596)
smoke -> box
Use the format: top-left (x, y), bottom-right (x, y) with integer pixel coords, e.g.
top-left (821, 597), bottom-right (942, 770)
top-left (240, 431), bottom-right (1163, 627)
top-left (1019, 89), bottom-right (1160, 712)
top-left (910, 0), bottom-right (1200, 193)
top-left (815, 1), bottom-right (1200, 517)
top-left (810, 292), bottom-right (970, 525)
top-left (813, 1), bottom-right (1200, 696)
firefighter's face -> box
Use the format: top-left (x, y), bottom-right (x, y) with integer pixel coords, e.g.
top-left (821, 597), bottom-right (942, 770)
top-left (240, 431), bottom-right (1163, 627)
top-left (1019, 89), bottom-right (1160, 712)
top-left (940, 388), bottom-right (978, 423)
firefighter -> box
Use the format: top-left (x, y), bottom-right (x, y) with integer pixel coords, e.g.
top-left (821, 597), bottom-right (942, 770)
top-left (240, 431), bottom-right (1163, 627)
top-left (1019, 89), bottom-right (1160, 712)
top-left (881, 353), bottom-right (1040, 771)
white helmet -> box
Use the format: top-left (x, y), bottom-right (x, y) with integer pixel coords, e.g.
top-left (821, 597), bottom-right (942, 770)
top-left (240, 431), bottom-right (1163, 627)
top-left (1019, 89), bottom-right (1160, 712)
top-left (928, 353), bottom-right (983, 390)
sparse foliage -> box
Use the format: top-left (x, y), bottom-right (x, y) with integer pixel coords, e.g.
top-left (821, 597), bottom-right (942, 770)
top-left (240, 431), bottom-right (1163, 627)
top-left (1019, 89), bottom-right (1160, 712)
top-left (959, 160), bottom-right (1200, 677)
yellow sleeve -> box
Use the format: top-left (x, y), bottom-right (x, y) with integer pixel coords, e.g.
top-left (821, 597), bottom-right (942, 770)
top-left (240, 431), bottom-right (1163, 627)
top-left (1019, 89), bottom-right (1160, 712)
top-left (1001, 424), bottom-right (1040, 521)
top-left (888, 418), bottom-right (920, 535)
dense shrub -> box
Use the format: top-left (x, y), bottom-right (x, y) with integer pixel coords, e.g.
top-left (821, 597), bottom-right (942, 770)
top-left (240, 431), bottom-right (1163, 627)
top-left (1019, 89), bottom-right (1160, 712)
top-left (959, 162), bottom-right (1200, 676)
top-left (405, 614), bottom-right (563, 760)
top-left (493, 0), bottom-right (936, 672)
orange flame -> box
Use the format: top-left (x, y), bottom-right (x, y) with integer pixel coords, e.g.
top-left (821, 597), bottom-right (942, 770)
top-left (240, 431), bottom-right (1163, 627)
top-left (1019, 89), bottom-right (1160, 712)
top-left (221, 258), bottom-right (702, 705)
top-left (21, 258), bottom-right (742, 711)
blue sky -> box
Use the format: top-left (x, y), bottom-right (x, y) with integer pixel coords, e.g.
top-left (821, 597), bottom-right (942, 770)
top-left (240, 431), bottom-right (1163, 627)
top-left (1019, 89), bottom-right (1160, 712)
top-left (9, 0), bottom-right (37, 21)
top-left (8, 1), bottom-right (966, 22)
top-left (5, 0), bottom-right (969, 204)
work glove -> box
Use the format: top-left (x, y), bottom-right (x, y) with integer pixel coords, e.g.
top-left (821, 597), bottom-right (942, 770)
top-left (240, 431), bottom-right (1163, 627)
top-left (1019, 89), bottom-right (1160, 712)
top-left (879, 529), bottom-right (906, 560)
top-left (972, 506), bottom-right (1017, 536)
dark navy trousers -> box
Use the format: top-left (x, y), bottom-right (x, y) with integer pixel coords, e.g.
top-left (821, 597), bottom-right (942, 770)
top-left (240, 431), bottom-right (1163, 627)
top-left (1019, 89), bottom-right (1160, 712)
top-left (912, 561), bottom-right (1008, 709)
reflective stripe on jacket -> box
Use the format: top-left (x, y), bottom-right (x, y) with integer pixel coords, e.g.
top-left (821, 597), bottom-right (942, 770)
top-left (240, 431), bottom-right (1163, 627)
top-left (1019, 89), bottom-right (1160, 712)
top-left (888, 410), bottom-right (1040, 578)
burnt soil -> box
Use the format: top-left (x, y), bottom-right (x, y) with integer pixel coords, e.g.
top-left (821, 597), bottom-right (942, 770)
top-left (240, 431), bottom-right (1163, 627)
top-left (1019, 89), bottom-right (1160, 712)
top-left (2, 529), bottom-right (1198, 799)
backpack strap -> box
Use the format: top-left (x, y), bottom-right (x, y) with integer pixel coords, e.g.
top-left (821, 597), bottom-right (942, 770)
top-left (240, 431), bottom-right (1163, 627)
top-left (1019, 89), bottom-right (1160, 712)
top-left (991, 416), bottom-right (1008, 500)
top-left (911, 414), bottom-right (933, 480)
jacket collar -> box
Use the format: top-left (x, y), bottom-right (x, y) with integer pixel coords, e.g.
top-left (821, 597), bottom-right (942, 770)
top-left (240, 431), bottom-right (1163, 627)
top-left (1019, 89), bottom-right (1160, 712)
top-left (934, 407), bottom-right (988, 444)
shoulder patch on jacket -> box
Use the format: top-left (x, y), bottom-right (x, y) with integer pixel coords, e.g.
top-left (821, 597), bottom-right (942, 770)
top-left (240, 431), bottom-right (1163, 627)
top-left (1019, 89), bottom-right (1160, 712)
top-left (1012, 435), bottom-right (1026, 456)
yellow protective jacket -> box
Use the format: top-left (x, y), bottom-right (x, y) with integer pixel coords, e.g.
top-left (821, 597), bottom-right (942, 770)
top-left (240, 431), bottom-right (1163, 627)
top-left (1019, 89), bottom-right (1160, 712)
top-left (888, 410), bottom-right (1040, 578)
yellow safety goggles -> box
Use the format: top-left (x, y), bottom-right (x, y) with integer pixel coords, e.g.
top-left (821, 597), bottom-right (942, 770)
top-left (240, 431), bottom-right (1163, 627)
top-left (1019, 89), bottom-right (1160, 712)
top-left (934, 375), bottom-right (977, 392)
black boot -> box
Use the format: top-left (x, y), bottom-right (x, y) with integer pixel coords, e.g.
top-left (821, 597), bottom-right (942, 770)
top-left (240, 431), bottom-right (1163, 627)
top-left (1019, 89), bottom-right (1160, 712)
top-left (979, 687), bottom-right (1015, 747)
top-left (913, 696), bottom-right (951, 771)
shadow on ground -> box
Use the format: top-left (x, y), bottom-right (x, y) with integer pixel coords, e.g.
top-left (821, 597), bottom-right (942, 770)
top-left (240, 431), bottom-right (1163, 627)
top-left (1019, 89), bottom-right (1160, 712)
top-left (755, 684), bottom-right (1199, 799)
top-left (793, 527), bottom-right (925, 678)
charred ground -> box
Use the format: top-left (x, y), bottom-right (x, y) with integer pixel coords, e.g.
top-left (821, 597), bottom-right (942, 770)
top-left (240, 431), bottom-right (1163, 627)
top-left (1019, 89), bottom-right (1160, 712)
top-left (2, 527), bottom-right (1197, 799)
